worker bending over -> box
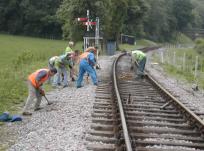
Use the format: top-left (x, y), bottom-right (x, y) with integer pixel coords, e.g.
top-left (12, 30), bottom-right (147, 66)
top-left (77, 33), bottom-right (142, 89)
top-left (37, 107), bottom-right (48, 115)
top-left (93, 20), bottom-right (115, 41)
top-left (48, 56), bottom-right (59, 70)
top-left (64, 41), bottom-right (77, 81)
top-left (69, 50), bottom-right (80, 81)
top-left (131, 50), bottom-right (146, 78)
top-left (22, 68), bottom-right (57, 115)
top-left (53, 53), bottom-right (72, 88)
top-left (76, 48), bottom-right (98, 88)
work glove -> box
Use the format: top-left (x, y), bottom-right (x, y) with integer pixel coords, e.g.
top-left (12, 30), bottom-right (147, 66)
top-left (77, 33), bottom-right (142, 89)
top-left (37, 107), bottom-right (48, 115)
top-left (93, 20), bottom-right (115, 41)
top-left (96, 64), bottom-right (101, 70)
top-left (69, 64), bottom-right (73, 69)
top-left (39, 89), bottom-right (45, 96)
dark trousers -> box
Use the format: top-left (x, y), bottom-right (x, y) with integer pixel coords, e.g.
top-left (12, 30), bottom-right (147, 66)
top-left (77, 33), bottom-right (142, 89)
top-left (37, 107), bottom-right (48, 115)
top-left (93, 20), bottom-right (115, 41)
top-left (137, 57), bottom-right (146, 76)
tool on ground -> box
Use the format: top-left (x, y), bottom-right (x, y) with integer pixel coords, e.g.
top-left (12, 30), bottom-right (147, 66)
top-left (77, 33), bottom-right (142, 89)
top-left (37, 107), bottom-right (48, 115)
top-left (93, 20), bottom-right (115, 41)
top-left (39, 89), bottom-right (53, 105)
top-left (43, 95), bottom-right (53, 105)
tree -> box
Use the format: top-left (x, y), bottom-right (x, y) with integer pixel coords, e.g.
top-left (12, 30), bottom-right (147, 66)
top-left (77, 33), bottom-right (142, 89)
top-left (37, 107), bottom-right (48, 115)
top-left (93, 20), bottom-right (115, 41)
top-left (57, 0), bottom-right (112, 40)
top-left (143, 0), bottom-right (177, 41)
top-left (123, 0), bottom-right (148, 38)
top-left (57, 0), bottom-right (148, 42)
top-left (0, 0), bottom-right (62, 38)
top-left (172, 0), bottom-right (194, 31)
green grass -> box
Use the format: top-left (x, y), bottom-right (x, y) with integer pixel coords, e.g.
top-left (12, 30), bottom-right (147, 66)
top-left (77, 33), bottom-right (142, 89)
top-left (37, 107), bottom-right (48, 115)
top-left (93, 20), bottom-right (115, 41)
top-left (162, 63), bottom-right (195, 83)
top-left (152, 46), bottom-right (204, 89)
top-left (175, 33), bottom-right (194, 45)
top-left (0, 34), bottom-right (84, 113)
top-left (119, 39), bottom-right (158, 51)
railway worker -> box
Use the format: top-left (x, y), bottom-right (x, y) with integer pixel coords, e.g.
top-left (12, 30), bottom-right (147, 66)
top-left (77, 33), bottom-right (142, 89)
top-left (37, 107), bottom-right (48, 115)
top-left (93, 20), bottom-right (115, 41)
top-left (76, 47), bottom-right (98, 88)
top-left (69, 50), bottom-right (80, 81)
top-left (53, 53), bottom-right (72, 88)
top-left (79, 47), bottom-right (99, 83)
top-left (48, 56), bottom-right (59, 70)
top-left (64, 41), bottom-right (77, 81)
top-left (64, 41), bottom-right (74, 54)
top-left (22, 68), bottom-right (57, 116)
top-left (131, 50), bottom-right (146, 78)
top-left (47, 56), bottom-right (59, 83)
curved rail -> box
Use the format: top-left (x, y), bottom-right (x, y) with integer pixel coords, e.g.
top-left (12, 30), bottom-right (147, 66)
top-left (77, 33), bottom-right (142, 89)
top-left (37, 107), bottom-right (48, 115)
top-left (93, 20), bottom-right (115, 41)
top-left (87, 52), bottom-right (204, 150)
top-left (147, 73), bottom-right (204, 132)
top-left (112, 53), bottom-right (133, 151)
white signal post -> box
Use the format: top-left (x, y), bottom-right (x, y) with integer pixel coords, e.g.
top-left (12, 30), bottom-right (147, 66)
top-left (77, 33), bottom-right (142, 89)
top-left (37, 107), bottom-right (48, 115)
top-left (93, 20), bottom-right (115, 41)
top-left (95, 17), bottom-right (99, 47)
top-left (77, 10), bottom-right (101, 52)
top-left (95, 17), bottom-right (100, 63)
top-left (87, 10), bottom-right (90, 31)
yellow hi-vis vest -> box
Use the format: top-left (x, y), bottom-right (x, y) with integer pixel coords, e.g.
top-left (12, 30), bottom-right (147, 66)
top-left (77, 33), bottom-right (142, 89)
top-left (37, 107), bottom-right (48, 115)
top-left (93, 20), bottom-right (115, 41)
top-left (132, 50), bottom-right (146, 61)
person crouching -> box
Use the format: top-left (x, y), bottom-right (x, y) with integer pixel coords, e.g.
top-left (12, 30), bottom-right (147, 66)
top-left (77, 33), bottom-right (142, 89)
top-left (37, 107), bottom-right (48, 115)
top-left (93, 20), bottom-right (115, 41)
top-left (22, 68), bottom-right (57, 116)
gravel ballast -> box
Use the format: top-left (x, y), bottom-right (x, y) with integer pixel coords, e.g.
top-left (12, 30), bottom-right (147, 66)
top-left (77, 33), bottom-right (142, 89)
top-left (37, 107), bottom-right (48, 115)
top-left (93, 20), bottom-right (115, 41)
top-left (7, 55), bottom-right (114, 151)
top-left (146, 50), bottom-right (204, 116)
top-left (3, 52), bottom-right (204, 151)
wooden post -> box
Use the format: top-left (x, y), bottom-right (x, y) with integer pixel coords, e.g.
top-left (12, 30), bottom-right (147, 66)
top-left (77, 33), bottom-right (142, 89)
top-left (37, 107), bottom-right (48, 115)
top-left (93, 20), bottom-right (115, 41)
top-left (194, 56), bottom-right (198, 79)
top-left (173, 51), bottom-right (176, 65)
top-left (183, 52), bottom-right (186, 71)
top-left (160, 51), bottom-right (164, 64)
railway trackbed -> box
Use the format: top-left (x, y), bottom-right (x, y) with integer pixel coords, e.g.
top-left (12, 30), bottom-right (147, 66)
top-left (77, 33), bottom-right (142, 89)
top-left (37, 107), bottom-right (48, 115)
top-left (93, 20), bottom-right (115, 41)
top-left (87, 53), bottom-right (204, 151)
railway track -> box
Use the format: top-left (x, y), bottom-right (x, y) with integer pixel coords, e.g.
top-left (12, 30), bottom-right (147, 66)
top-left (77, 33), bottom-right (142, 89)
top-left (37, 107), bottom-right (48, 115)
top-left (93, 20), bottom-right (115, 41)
top-left (87, 53), bottom-right (204, 151)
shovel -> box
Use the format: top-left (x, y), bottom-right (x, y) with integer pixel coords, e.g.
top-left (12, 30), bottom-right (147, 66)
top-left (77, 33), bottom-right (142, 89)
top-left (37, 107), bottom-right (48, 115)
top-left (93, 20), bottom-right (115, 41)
top-left (43, 95), bottom-right (53, 105)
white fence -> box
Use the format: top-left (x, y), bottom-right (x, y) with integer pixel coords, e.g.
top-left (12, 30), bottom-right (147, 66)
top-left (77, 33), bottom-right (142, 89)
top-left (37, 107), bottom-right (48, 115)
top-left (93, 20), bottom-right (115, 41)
top-left (152, 47), bottom-right (204, 83)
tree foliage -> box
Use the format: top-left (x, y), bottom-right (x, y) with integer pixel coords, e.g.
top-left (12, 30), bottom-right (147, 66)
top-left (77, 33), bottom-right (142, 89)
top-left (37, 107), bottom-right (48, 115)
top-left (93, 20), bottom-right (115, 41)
top-left (57, 0), bottom-right (148, 41)
top-left (0, 0), bottom-right (62, 38)
top-left (0, 0), bottom-right (203, 42)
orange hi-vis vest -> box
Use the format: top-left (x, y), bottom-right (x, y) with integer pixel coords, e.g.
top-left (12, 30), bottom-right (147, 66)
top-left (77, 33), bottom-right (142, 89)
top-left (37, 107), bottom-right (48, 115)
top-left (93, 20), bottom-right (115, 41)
top-left (28, 69), bottom-right (49, 88)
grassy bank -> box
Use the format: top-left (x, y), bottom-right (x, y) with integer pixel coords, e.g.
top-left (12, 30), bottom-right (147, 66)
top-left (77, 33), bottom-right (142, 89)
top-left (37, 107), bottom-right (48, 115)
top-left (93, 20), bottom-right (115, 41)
top-left (152, 47), bottom-right (204, 89)
top-left (0, 34), bottom-right (70, 113)
top-left (119, 39), bottom-right (158, 51)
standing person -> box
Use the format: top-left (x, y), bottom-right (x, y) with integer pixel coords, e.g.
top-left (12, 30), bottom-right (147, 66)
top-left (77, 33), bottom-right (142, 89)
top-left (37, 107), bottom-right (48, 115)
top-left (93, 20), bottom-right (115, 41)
top-left (131, 50), bottom-right (146, 78)
top-left (53, 53), bottom-right (72, 88)
top-left (76, 49), bottom-right (98, 88)
top-left (22, 68), bottom-right (57, 115)
top-left (65, 41), bottom-right (74, 54)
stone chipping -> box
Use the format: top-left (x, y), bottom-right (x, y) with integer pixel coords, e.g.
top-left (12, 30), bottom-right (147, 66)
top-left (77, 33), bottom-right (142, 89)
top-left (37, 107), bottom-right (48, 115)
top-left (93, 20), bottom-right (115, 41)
top-left (7, 55), bottom-right (115, 151)
top-left (146, 51), bottom-right (204, 117)
top-left (3, 52), bottom-right (204, 151)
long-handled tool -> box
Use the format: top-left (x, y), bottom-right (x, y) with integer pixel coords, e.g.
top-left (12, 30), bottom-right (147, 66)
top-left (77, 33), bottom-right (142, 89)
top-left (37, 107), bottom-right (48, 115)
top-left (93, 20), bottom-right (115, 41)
top-left (39, 89), bottom-right (53, 105)
top-left (43, 95), bottom-right (53, 105)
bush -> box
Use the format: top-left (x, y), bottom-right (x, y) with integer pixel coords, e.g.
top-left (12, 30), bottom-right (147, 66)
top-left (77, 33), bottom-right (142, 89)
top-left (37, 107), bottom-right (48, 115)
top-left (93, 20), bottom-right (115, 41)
top-left (194, 38), bottom-right (204, 56)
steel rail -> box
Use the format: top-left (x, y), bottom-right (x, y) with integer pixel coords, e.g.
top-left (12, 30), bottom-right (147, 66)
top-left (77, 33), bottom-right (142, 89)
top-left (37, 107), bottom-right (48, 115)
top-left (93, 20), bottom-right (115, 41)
top-left (113, 53), bottom-right (133, 151)
top-left (146, 73), bottom-right (204, 132)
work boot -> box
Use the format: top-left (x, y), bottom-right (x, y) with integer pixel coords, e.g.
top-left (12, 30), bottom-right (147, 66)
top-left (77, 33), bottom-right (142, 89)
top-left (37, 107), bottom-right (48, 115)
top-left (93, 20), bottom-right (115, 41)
top-left (34, 107), bottom-right (43, 111)
top-left (63, 85), bottom-right (68, 88)
top-left (76, 85), bottom-right (82, 88)
top-left (22, 112), bottom-right (32, 116)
